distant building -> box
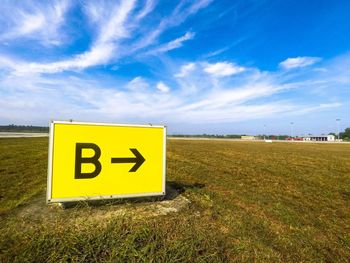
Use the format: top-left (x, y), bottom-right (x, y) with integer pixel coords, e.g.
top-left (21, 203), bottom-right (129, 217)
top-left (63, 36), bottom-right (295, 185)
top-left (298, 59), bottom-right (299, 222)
top-left (241, 135), bottom-right (256, 140)
top-left (285, 137), bottom-right (303, 141)
top-left (303, 135), bottom-right (335, 142)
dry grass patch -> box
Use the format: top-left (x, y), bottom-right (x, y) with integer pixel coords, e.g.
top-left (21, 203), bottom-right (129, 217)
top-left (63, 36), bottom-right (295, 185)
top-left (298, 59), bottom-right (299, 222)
top-left (1, 138), bottom-right (350, 262)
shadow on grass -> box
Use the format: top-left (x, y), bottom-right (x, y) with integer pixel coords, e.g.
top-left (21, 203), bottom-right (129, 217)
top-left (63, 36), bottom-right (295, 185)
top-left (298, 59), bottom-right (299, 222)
top-left (167, 181), bottom-right (205, 194)
top-left (61, 181), bottom-right (205, 209)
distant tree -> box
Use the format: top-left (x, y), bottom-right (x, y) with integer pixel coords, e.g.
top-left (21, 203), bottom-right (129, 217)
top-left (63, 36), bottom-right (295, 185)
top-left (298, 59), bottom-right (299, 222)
top-left (340, 127), bottom-right (350, 140)
top-left (0, 125), bottom-right (49, 132)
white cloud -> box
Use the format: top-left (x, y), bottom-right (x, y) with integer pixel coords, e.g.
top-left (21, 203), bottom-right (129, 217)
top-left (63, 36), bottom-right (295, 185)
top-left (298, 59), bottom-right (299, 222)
top-left (177, 81), bottom-right (278, 112)
top-left (10, 0), bottom-right (136, 74)
top-left (131, 0), bottom-right (212, 52)
top-left (203, 46), bottom-right (230, 58)
top-left (204, 62), bottom-right (245, 77)
top-left (156, 82), bottom-right (170, 92)
top-left (0, 0), bottom-right (211, 74)
top-left (0, 54), bottom-right (346, 128)
top-left (0, 0), bottom-right (71, 46)
top-left (126, 77), bottom-right (150, 90)
top-left (290, 102), bottom-right (342, 115)
top-left (147, 32), bottom-right (195, 55)
top-left (136, 0), bottom-right (157, 20)
top-left (0, 74), bottom-right (335, 126)
top-left (186, 0), bottom-right (214, 15)
top-left (11, 43), bottom-right (115, 74)
top-left (15, 12), bottom-right (45, 36)
top-left (175, 63), bottom-right (196, 78)
top-left (83, 2), bottom-right (106, 23)
top-left (96, 0), bottom-right (135, 44)
top-left (279, 56), bottom-right (321, 69)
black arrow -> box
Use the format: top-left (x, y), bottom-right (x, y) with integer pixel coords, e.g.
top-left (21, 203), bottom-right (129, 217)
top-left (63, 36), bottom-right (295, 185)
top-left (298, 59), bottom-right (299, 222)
top-left (111, 148), bottom-right (145, 172)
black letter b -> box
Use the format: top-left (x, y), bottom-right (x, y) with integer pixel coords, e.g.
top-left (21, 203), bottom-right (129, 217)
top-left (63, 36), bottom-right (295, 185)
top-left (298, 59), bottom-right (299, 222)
top-left (75, 143), bottom-right (102, 179)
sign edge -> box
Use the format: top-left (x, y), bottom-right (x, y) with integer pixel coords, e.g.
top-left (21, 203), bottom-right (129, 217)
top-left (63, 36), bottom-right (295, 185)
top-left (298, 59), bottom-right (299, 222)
top-left (46, 121), bottom-right (55, 203)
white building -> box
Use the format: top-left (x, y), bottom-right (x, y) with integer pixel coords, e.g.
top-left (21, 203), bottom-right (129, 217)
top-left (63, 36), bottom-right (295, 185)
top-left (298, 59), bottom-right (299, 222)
top-left (241, 135), bottom-right (256, 140)
top-left (303, 135), bottom-right (335, 142)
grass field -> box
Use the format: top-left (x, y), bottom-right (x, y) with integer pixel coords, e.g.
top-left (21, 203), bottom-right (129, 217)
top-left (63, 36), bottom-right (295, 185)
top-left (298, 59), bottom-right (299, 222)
top-left (1, 137), bottom-right (350, 262)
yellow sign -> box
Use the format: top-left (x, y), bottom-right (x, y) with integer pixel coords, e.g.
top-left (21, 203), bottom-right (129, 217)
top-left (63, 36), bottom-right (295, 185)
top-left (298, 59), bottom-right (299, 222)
top-left (47, 121), bottom-right (166, 203)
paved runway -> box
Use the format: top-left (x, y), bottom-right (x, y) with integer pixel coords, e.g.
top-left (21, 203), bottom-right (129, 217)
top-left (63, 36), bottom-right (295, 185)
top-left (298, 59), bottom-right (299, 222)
top-left (168, 137), bottom-right (350, 144)
top-left (0, 132), bottom-right (49, 138)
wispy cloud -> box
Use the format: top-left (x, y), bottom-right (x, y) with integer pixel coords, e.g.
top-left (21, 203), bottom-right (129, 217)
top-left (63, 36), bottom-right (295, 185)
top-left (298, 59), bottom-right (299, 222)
top-left (1, 0), bottom-right (210, 74)
top-left (185, 0), bottom-right (214, 15)
top-left (290, 102), bottom-right (342, 115)
top-left (146, 32), bottom-right (195, 55)
top-left (204, 62), bottom-right (245, 77)
top-left (175, 63), bottom-right (196, 78)
top-left (279, 56), bottom-right (321, 69)
top-left (131, 0), bottom-right (213, 52)
top-left (203, 46), bottom-right (230, 58)
top-left (126, 76), bottom-right (150, 90)
top-left (136, 0), bottom-right (157, 20)
top-left (0, 0), bottom-right (70, 46)
top-left (3, 52), bottom-right (346, 127)
top-left (10, 0), bottom-right (136, 73)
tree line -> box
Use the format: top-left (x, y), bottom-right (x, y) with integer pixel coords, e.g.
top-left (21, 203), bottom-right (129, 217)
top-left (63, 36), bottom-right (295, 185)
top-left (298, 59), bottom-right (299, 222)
top-left (0, 125), bottom-right (49, 133)
top-left (339, 128), bottom-right (350, 140)
top-left (1, 124), bottom-right (349, 140)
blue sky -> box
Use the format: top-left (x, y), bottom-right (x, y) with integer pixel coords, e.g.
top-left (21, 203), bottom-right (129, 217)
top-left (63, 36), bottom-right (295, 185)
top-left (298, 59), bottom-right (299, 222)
top-left (0, 0), bottom-right (349, 135)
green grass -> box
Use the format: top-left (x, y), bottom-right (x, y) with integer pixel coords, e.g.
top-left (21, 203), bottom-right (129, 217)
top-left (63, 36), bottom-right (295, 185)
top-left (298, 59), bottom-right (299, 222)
top-left (1, 137), bottom-right (350, 262)
top-left (0, 138), bottom-right (47, 214)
